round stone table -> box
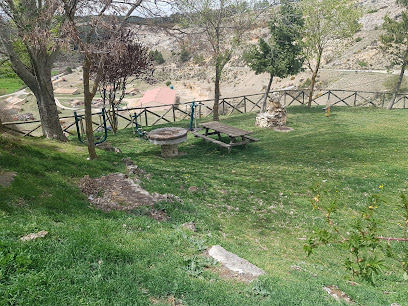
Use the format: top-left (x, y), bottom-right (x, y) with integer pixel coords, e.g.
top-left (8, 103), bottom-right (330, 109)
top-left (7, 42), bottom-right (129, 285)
top-left (147, 127), bottom-right (188, 158)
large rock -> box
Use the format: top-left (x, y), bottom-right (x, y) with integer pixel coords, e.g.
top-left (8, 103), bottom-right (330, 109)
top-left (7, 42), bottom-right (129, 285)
top-left (207, 245), bottom-right (265, 282)
top-left (256, 95), bottom-right (288, 129)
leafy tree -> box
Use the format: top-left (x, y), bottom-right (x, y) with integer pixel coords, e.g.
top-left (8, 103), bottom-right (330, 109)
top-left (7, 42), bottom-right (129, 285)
top-left (300, 0), bottom-right (361, 108)
top-left (0, 0), bottom-right (70, 141)
top-left (174, 0), bottom-right (262, 120)
top-left (244, 1), bottom-right (304, 113)
top-left (381, 0), bottom-right (408, 109)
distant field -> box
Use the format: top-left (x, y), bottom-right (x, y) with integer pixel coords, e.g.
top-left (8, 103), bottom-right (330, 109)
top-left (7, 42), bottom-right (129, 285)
top-left (1, 107), bottom-right (408, 305)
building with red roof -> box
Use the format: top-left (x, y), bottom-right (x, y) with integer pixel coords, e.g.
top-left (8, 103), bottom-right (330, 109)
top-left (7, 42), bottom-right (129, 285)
top-left (128, 87), bottom-right (177, 111)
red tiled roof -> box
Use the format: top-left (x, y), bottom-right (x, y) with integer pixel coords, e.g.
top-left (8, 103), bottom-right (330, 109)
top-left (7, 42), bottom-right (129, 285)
top-left (137, 87), bottom-right (176, 106)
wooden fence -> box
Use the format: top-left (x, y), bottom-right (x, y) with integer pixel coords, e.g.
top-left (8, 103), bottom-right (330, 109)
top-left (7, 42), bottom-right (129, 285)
top-left (3, 89), bottom-right (408, 138)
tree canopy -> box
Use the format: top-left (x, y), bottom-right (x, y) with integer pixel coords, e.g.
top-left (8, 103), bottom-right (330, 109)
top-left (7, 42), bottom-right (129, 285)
top-left (300, 0), bottom-right (361, 107)
top-left (244, 1), bottom-right (304, 112)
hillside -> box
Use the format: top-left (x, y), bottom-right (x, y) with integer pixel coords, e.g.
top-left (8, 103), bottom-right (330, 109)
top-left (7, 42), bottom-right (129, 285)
top-left (2, 108), bottom-right (408, 304)
top-left (133, 0), bottom-right (404, 98)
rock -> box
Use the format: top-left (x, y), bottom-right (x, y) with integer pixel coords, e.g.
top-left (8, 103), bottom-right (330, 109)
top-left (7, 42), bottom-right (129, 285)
top-left (256, 95), bottom-right (290, 129)
top-left (188, 186), bottom-right (198, 192)
top-left (207, 245), bottom-right (265, 282)
top-left (96, 142), bottom-right (121, 153)
top-left (20, 231), bottom-right (48, 241)
top-left (323, 286), bottom-right (353, 304)
top-left (182, 222), bottom-right (196, 232)
top-left (0, 172), bottom-right (17, 187)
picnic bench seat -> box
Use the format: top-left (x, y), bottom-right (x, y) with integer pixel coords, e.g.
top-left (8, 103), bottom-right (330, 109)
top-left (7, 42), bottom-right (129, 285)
top-left (190, 121), bottom-right (259, 152)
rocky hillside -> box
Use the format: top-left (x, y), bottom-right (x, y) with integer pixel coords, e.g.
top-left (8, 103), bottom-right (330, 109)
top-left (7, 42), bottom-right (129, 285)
top-left (131, 0), bottom-right (404, 98)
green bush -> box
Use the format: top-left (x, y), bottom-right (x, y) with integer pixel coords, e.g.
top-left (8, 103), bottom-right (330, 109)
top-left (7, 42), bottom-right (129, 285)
top-left (355, 36), bottom-right (363, 42)
top-left (358, 60), bottom-right (368, 67)
top-left (180, 49), bottom-right (190, 63)
top-left (165, 81), bottom-right (172, 86)
top-left (65, 66), bottom-right (73, 74)
top-left (149, 50), bottom-right (165, 65)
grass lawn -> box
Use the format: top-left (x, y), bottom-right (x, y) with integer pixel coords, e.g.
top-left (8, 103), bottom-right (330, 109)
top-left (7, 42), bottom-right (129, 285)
top-left (0, 78), bottom-right (24, 95)
top-left (1, 106), bottom-right (408, 305)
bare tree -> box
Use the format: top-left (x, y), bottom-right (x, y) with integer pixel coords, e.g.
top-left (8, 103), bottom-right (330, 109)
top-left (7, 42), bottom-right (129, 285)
top-left (174, 0), bottom-right (263, 120)
top-left (63, 0), bottom-right (162, 159)
top-left (0, 0), bottom-right (71, 141)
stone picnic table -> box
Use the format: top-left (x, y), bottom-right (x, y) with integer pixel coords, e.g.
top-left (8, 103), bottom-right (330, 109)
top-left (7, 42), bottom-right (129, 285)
top-left (147, 127), bottom-right (188, 158)
top-left (190, 121), bottom-right (259, 152)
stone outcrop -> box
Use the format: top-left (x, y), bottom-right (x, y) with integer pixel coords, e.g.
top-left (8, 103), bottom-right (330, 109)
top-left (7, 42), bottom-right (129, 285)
top-left (256, 96), bottom-right (287, 128)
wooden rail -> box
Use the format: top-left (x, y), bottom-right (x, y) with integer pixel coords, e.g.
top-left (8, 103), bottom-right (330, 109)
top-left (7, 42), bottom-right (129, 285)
top-left (3, 89), bottom-right (408, 137)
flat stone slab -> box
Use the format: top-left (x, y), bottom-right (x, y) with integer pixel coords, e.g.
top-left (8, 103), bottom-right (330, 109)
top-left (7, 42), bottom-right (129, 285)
top-left (207, 245), bottom-right (265, 282)
top-left (0, 172), bottom-right (17, 187)
top-left (147, 127), bottom-right (188, 145)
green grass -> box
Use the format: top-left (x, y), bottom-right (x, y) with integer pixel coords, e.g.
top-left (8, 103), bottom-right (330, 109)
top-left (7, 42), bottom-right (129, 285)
top-left (1, 106), bottom-right (408, 305)
top-left (0, 78), bottom-right (24, 95)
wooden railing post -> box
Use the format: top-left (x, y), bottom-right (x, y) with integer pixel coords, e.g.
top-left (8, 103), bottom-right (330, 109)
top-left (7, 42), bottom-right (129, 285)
top-left (172, 105), bottom-right (176, 122)
top-left (144, 109), bottom-right (148, 126)
top-left (244, 96), bottom-right (247, 113)
top-left (327, 90), bottom-right (331, 105)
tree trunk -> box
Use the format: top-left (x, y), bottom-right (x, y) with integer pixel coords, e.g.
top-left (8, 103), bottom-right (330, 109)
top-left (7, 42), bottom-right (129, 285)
top-left (261, 75), bottom-right (274, 113)
top-left (388, 50), bottom-right (408, 109)
top-left (308, 51), bottom-right (323, 108)
top-left (0, 117), bottom-right (4, 133)
top-left (213, 62), bottom-right (221, 121)
top-left (83, 55), bottom-right (97, 160)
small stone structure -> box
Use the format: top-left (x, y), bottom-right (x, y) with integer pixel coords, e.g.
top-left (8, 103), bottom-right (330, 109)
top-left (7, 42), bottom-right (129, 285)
top-left (256, 95), bottom-right (292, 132)
top-left (147, 127), bottom-right (188, 158)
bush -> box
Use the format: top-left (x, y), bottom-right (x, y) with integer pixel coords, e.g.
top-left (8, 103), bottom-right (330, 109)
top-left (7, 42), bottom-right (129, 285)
top-left (165, 81), bottom-right (172, 87)
top-left (355, 36), bottom-right (363, 42)
top-left (358, 60), bottom-right (368, 67)
top-left (193, 55), bottom-right (205, 66)
top-left (180, 49), bottom-right (190, 63)
top-left (149, 50), bottom-right (165, 65)
top-left (65, 66), bottom-right (73, 74)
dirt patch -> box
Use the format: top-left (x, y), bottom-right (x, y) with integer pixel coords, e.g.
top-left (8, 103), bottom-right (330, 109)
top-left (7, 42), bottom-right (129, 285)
top-left (79, 173), bottom-right (182, 215)
top-left (0, 172), bottom-right (17, 187)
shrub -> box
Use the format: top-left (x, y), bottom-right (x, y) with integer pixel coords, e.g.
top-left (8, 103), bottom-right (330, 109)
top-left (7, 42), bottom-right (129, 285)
top-left (358, 60), bottom-right (368, 67)
top-left (193, 55), bottom-right (205, 66)
top-left (355, 37), bottom-right (363, 42)
top-left (149, 50), bottom-right (165, 65)
top-left (65, 66), bottom-right (73, 74)
top-left (180, 49), bottom-right (190, 63)
top-left (165, 81), bottom-right (172, 86)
